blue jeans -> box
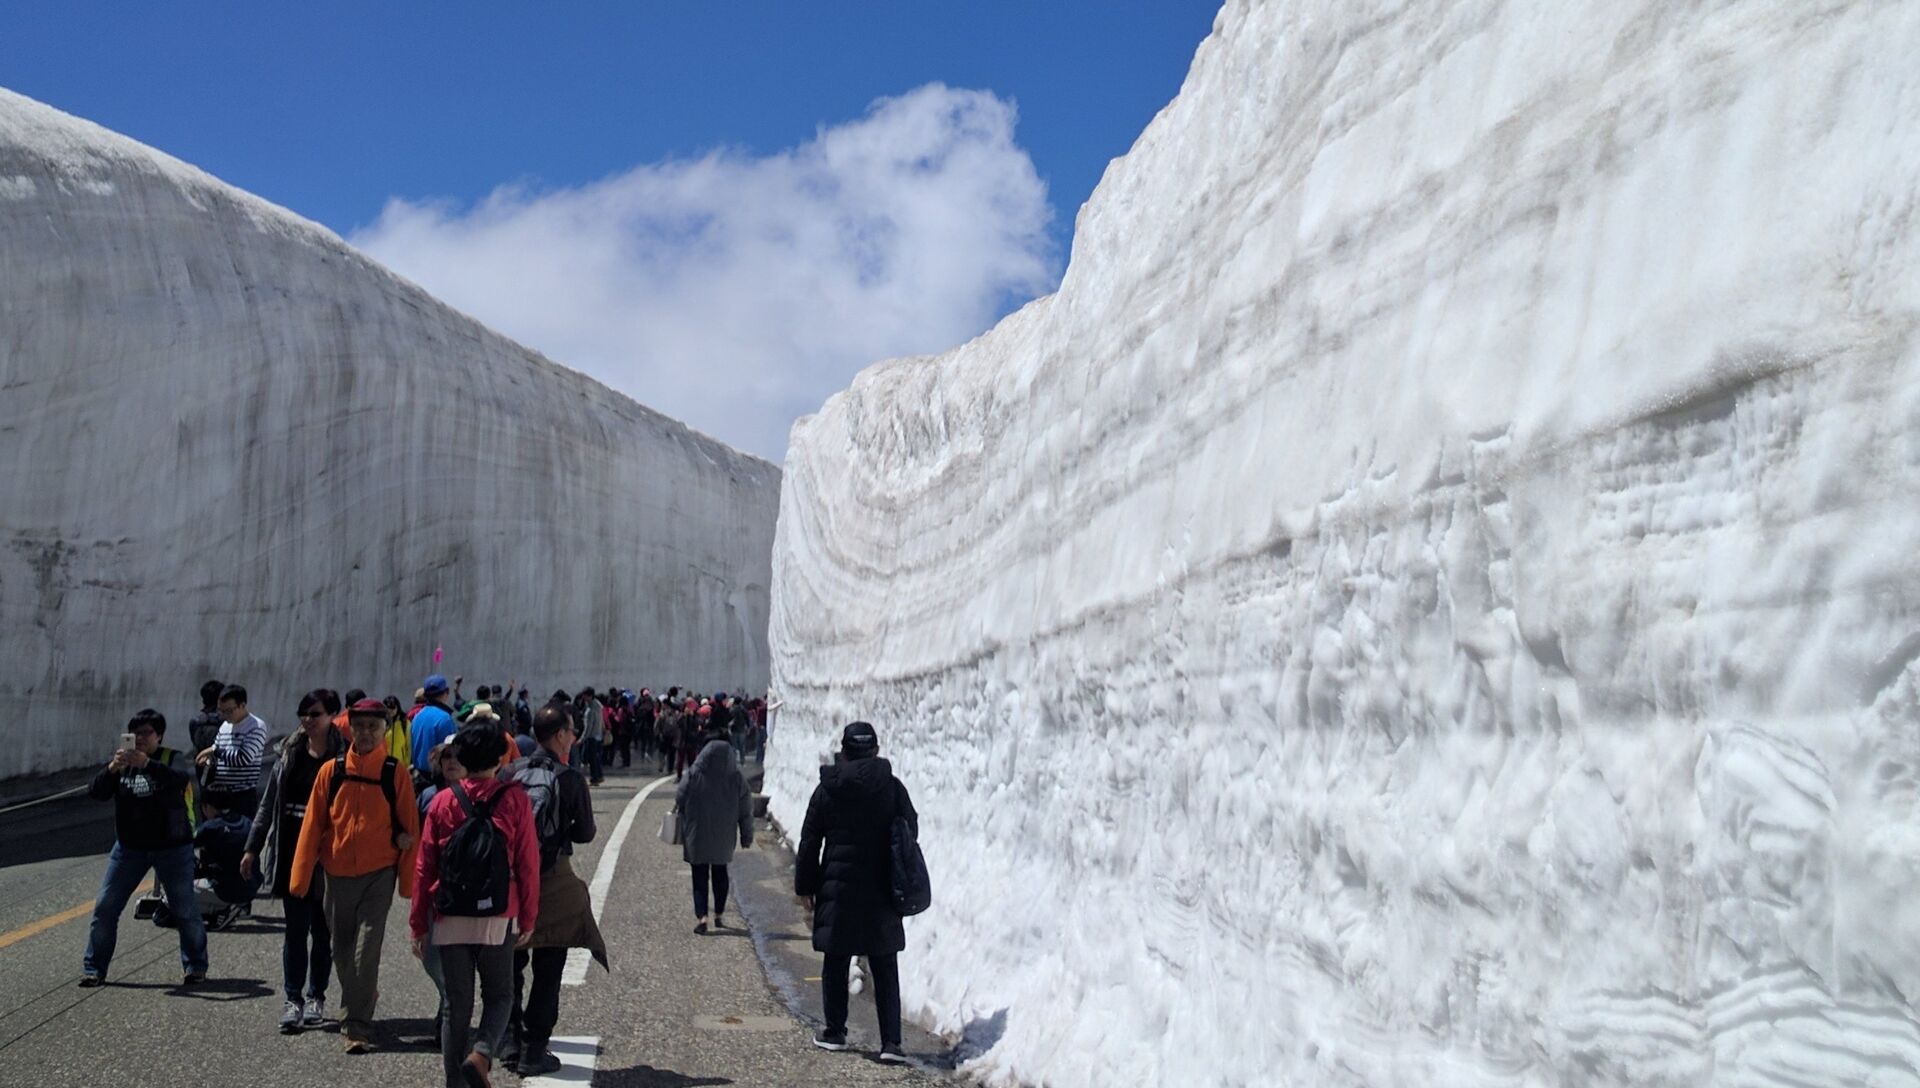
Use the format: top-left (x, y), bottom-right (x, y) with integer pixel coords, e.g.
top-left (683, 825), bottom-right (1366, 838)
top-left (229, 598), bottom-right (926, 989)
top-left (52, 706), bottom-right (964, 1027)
top-left (84, 842), bottom-right (208, 978)
top-left (584, 738), bottom-right (604, 782)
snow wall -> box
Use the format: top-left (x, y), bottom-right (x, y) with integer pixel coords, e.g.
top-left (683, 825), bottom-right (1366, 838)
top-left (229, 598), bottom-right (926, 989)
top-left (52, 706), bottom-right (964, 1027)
top-left (0, 88), bottom-right (779, 784)
top-left (765, 1), bottom-right (1920, 1085)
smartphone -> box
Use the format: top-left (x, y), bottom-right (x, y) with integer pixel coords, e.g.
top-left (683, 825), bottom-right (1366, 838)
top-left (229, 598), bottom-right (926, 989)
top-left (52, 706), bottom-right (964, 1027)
top-left (119, 732), bottom-right (137, 752)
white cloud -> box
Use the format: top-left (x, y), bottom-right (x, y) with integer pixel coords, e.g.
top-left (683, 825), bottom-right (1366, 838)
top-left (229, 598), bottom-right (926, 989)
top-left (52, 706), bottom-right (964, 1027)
top-left (350, 83), bottom-right (1059, 462)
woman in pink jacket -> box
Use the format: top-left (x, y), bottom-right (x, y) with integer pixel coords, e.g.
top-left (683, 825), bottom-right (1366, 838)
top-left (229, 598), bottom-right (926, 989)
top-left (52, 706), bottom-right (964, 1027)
top-left (411, 725), bottom-right (540, 1088)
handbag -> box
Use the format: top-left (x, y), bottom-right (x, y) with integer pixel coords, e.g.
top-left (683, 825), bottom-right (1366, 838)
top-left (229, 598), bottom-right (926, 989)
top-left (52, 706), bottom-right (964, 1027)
top-left (658, 809), bottom-right (683, 845)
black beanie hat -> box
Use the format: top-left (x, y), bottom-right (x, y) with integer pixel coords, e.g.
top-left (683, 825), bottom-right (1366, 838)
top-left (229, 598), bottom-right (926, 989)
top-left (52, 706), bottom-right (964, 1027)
top-left (841, 721), bottom-right (879, 757)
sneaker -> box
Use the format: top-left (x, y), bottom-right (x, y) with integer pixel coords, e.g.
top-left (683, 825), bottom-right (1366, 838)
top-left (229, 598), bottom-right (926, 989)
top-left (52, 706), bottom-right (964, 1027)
top-left (712, 910), bottom-right (725, 929)
top-left (77, 974), bottom-right (104, 988)
top-left (813, 1028), bottom-right (849, 1052)
top-left (459, 1052), bottom-right (492, 1088)
top-left (694, 919), bottom-right (708, 935)
top-left (181, 970), bottom-right (206, 986)
top-left (344, 1036), bottom-right (370, 1055)
top-left (516, 1050), bottom-right (561, 1076)
top-left (878, 1043), bottom-right (909, 1064)
top-left (279, 1000), bottom-right (303, 1034)
top-left (303, 995), bottom-right (327, 1026)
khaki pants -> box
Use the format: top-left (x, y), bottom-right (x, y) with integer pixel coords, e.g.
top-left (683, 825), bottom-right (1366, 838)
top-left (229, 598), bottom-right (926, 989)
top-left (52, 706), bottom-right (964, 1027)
top-left (324, 867), bottom-right (396, 1041)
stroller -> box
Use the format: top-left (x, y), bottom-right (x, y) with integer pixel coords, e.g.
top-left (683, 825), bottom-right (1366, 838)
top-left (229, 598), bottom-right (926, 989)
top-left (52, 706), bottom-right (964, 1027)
top-left (144, 805), bottom-right (262, 931)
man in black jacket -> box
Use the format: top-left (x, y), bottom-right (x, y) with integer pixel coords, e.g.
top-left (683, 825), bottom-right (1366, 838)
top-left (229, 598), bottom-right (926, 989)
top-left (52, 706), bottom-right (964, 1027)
top-left (81, 708), bottom-right (209, 987)
top-left (503, 704), bottom-right (600, 1076)
top-left (795, 721), bottom-right (918, 1063)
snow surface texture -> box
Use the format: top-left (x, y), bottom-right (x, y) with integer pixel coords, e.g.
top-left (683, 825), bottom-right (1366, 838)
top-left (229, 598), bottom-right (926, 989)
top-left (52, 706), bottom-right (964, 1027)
top-left (0, 88), bottom-right (779, 782)
top-left (765, 1), bottom-right (1920, 1085)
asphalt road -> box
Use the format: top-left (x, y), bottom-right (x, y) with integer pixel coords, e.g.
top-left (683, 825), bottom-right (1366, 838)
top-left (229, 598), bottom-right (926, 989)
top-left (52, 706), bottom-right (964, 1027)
top-left (0, 758), bottom-right (961, 1088)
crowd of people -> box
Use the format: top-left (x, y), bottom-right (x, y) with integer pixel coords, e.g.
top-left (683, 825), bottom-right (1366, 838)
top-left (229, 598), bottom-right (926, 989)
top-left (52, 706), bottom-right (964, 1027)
top-left (84, 672), bottom-right (920, 1083)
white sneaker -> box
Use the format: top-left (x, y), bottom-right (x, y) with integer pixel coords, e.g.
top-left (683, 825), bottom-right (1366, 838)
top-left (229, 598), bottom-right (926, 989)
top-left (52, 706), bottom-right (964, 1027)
top-left (278, 1000), bottom-right (302, 1034)
top-left (303, 996), bottom-right (327, 1026)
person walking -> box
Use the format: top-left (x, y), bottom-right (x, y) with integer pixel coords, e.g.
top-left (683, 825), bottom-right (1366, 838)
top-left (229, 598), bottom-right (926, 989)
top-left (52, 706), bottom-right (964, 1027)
top-left (795, 721), bottom-right (919, 1063)
top-left (243, 690), bottom-right (347, 1033)
top-left (80, 709), bottom-right (208, 987)
top-left (414, 741), bottom-right (468, 1045)
top-left (412, 726), bottom-right (540, 1088)
top-left (290, 698), bottom-right (420, 1053)
top-left (186, 679), bottom-right (226, 759)
top-left (675, 721), bottom-right (753, 934)
top-left (199, 684), bottom-right (269, 817)
top-left (576, 689), bottom-right (606, 786)
top-left (410, 675), bottom-right (459, 776)
top-left (382, 695), bottom-right (413, 770)
top-left (676, 702), bottom-right (704, 781)
top-left (502, 705), bottom-right (604, 1077)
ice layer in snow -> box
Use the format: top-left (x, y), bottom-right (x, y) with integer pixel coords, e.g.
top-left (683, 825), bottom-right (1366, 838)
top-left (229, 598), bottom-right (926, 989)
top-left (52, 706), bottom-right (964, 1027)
top-left (764, 1), bottom-right (1920, 1085)
top-left (0, 88), bottom-right (779, 782)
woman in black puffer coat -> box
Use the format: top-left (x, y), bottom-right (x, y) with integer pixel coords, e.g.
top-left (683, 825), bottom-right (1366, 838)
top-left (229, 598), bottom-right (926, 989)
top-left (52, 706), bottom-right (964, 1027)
top-left (795, 721), bottom-right (918, 1062)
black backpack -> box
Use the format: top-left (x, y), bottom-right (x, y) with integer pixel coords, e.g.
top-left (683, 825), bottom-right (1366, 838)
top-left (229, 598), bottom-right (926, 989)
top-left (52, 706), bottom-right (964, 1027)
top-left (327, 755), bottom-right (405, 847)
top-left (435, 784), bottom-right (512, 917)
top-left (888, 810), bottom-right (931, 917)
top-left (509, 758), bottom-right (565, 870)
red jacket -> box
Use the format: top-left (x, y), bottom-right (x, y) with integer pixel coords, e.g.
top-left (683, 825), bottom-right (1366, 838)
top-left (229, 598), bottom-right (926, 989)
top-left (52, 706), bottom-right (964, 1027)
top-left (409, 776), bottom-right (540, 940)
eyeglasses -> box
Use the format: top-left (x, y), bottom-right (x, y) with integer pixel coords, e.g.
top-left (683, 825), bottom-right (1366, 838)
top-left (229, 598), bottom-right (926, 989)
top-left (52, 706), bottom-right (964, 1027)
top-left (130, 728), bottom-right (158, 738)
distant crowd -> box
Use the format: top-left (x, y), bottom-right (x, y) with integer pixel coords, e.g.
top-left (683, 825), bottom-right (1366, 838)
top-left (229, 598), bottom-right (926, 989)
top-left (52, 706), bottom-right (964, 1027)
top-left (83, 670), bottom-right (924, 1084)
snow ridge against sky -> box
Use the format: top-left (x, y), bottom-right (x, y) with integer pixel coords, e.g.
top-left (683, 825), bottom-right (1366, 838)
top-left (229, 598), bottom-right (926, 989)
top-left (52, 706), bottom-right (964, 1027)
top-left (353, 84), bottom-right (1058, 462)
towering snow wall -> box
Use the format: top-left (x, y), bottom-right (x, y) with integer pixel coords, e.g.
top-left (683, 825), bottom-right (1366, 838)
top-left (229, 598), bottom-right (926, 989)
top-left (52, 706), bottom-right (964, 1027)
top-left (767, 1), bottom-right (1920, 1085)
top-left (0, 89), bottom-right (778, 784)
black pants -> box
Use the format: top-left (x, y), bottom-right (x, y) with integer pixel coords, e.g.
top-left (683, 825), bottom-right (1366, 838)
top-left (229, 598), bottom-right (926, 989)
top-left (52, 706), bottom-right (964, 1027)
top-left (510, 946), bottom-right (567, 1052)
top-left (823, 952), bottom-right (900, 1046)
top-left (690, 863), bottom-right (730, 918)
top-left (613, 734), bottom-right (632, 767)
top-left (281, 887), bottom-right (331, 1003)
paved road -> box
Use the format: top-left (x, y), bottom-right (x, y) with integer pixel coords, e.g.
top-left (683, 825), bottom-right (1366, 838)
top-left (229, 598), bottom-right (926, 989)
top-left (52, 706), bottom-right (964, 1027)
top-left (0, 759), bottom-right (958, 1087)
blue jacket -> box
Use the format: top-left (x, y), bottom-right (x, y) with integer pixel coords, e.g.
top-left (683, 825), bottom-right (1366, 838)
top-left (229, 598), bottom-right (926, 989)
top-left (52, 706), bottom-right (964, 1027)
top-left (408, 704), bottom-right (457, 773)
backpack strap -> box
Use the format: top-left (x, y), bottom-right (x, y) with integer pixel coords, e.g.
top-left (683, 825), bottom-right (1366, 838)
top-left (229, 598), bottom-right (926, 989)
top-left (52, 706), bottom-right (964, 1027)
top-left (327, 753), bottom-right (349, 806)
top-left (381, 757), bottom-right (403, 846)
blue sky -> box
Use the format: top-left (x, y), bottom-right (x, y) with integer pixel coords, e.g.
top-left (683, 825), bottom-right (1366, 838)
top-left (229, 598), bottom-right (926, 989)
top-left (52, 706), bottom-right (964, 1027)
top-left (1, 3), bottom-right (1220, 458)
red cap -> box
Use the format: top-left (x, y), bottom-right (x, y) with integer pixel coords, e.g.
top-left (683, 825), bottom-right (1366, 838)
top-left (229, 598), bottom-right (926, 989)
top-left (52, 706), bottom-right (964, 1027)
top-left (696, 706), bottom-right (712, 717)
top-left (348, 698), bottom-right (387, 716)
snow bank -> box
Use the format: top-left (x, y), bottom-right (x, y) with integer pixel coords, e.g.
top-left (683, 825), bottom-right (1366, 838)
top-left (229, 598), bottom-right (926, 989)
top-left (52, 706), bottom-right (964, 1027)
top-left (764, 1), bottom-right (1920, 1084)
top-left (0, 88), bottom-right (779, 782)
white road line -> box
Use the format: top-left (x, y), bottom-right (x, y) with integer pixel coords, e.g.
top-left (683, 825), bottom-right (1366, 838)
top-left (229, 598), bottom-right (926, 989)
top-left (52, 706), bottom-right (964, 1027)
top-left (520, 1034), bottom-right (599, 1085)
top-left (563, 774), bottom-right (672, 985)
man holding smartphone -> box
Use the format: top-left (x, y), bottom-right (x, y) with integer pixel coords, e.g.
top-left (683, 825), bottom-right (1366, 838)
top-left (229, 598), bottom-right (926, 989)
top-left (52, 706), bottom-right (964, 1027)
top-left (81, 708), bottom-right (208, 987)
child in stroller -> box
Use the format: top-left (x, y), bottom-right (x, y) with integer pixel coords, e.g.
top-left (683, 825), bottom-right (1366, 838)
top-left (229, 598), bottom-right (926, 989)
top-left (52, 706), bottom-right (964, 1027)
top-left (147, 794), bottom-right (262, 931)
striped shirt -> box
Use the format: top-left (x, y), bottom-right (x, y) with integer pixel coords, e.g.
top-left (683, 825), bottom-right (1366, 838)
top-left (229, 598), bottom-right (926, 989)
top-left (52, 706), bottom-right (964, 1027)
top-left (205, 713), bottom-right (268, 793)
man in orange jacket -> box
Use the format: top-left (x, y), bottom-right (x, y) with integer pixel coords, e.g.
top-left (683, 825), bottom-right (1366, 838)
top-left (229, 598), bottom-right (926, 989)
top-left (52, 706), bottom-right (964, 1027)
top-left (290, 699), bottom-right (420, 1053)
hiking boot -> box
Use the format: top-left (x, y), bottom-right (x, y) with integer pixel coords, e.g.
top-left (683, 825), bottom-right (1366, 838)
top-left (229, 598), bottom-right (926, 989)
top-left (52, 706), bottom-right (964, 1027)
top-left (279, 999), bottom-right (303, 1034)
top-left (302, 995), bottom-right (327, 1026)
top-left (459, 1051), bottom-right (492, 1088)
top-left (878, 1043), bottom-right (909, 1064)
top-left (813, 1028), bottom-right (849, 1051)
top-left (516, 1050), bottom-right (562, 1076)
top-left (77, 974), bottom-right (104, 988)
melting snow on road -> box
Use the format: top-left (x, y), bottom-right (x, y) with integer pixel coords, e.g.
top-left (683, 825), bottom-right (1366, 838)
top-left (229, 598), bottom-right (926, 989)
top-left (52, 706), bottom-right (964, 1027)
top-left (764, 0), bottom-right (1920, 1085)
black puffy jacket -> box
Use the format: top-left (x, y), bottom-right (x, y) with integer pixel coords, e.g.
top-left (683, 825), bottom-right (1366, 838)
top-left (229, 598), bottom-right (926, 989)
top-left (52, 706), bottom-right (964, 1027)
top-left (795, 755), bottom-right (918, 956)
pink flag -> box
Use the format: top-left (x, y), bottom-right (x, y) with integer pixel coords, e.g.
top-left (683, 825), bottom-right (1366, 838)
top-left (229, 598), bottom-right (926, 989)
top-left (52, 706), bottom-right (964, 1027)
top-left (432, 646), bottom-right (444, 664)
